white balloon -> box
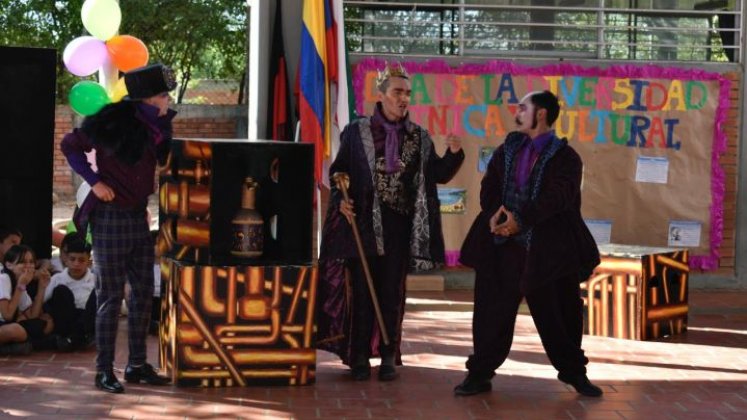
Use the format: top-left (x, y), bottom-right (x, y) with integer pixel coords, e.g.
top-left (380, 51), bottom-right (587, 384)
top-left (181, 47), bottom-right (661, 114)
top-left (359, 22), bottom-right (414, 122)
top-left (81, 0), bottom-right (122, 41)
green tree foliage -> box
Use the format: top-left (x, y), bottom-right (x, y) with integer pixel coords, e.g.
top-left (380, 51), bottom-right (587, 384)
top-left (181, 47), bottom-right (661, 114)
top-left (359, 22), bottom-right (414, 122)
top-left (120, 0), bottom-right (247, 103)
top-left (0, 0), bottom-right (86, 102)
top-left (0, 0), bottom-right (247, 104)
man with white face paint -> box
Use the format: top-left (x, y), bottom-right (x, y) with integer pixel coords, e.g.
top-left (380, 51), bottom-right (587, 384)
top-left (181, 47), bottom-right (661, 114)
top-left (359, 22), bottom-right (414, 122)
top-left (456, 90), bottom-right (602, 397)
top-left (317, 62), bottom-right (464, 382)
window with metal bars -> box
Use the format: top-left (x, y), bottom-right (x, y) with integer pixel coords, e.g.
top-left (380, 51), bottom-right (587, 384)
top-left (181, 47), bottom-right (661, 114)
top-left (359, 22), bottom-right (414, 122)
top-left (343, 0), bottom-right (742, 62)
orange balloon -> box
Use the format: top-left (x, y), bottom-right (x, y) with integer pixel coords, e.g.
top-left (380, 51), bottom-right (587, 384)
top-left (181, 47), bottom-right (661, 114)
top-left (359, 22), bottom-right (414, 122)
top-left (106, 35), bottom-right (149, 72)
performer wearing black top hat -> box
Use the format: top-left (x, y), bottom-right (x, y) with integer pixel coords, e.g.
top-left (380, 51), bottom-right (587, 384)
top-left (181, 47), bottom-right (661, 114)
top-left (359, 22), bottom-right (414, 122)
top-left (62, 63), bottom-right (176, 393)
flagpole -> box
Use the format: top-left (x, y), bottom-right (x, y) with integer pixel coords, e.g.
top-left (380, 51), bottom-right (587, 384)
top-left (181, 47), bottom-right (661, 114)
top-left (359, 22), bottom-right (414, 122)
top-left (295, 120), bottom-right (322, 258)
top-left (316, 183), bottom-right (322, 258)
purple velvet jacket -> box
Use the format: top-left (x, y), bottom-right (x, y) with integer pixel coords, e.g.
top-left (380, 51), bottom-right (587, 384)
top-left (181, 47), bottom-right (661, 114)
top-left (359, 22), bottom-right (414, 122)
top-left (61, 103), bottom-right (175, 209)
top-left (460, 131), bottom-right (600, 294)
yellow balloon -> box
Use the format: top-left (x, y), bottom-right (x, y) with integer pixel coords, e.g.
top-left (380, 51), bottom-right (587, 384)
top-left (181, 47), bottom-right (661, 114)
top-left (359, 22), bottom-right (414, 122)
top-left (81, 0), bottom-right (122, 41)
top-left (110, 77), bottom-right (128, 103)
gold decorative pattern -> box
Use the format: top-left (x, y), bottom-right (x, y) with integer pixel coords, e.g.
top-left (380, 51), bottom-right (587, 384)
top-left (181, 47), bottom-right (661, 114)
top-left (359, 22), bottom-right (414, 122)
top-left (160, 259), bottom-right (318, 386)
top-left (581, 248), bottom-right (689, 341)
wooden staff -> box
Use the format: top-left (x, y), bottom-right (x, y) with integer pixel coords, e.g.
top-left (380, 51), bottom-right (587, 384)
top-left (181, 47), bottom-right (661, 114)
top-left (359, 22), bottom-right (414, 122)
top-left (332, 172), bottom-right (390, 345)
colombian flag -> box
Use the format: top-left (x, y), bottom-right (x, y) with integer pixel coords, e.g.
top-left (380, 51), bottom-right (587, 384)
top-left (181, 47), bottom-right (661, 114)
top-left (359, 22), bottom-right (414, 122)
top-left (299, 0), bottom-right (338, 182)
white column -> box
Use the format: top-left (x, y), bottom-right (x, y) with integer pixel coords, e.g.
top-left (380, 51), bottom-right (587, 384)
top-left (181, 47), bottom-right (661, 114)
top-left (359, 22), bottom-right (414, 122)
top-left (247, 0), bottom-right (270, 141)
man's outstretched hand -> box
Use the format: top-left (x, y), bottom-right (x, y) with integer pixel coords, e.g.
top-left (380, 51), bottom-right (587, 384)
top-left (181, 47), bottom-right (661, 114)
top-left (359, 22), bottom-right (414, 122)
top-left (445, 133), bottom-right (462, 153)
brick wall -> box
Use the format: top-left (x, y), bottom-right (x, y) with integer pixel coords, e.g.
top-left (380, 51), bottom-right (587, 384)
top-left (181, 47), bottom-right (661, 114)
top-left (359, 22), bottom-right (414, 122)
top-left (715, 72), bottom-right (741, 276)
top-left (53, 104), bottom-right (247, 198)
top-left (53, 106), bottom-right (76, 196)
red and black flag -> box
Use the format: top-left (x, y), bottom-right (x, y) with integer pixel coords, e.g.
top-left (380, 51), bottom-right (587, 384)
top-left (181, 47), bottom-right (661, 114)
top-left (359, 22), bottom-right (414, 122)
top-left (267, 1), bottom-right (291, 140)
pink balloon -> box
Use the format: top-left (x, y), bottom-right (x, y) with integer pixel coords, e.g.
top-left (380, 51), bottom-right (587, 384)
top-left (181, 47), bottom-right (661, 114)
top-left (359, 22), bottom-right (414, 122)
top-left (63, 36), bottom-right (108, 77)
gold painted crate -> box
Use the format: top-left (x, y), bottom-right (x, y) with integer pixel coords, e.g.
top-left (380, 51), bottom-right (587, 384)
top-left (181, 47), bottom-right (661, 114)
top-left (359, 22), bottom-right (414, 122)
top-left (160, 258), bottom-right (318, 387)
top-left (581, 244), bottom-right (689, 341)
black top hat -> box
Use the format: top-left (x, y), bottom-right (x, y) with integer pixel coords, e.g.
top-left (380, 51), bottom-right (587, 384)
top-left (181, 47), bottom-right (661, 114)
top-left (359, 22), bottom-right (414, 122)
top-left (124, 63), bottom-right (177, 100)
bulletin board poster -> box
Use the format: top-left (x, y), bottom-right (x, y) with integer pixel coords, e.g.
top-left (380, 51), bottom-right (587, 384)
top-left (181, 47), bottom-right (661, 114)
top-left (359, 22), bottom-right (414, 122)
top-left (353, 59), bottom-right (729, 270)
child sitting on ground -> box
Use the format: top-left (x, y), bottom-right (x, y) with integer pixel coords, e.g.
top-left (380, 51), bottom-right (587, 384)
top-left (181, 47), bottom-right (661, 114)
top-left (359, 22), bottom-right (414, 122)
top-left (51, 232), bottom-right (81, 273)
top-left (0, 245), bottom-right (54, 355)
top-left (43, 236), bottom-right (96, 351)
top-left (0, 226), bottom-right (22, 271)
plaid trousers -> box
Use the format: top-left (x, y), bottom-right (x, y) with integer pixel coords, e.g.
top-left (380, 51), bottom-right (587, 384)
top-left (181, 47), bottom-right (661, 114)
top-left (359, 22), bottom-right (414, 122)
top-left (91, 203), bottom-right (154, 372)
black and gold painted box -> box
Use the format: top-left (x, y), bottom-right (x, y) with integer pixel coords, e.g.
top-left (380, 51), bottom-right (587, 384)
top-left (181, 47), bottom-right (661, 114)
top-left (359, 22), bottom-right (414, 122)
top-left (157, 139), bottom-right (314, 266)
top-left (582, 245), bottom-right (689, 341)
top-left (159, 259), bottom-right (318, 387)
top-left (157, 139), bottom-right (317, 387)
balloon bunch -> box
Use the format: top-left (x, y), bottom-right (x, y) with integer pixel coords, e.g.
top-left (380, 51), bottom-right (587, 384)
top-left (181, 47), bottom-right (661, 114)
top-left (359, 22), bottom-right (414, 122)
top-left (63, 0), bottom-right (149, 115)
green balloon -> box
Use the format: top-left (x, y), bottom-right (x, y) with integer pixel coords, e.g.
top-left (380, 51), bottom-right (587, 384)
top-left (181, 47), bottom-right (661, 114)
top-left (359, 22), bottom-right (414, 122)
top-left (69, 81), bottom-right (110, 116)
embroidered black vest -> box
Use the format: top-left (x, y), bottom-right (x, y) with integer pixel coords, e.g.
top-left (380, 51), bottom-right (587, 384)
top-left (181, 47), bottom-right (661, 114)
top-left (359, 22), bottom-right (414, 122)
top-left (374, 129), bottom-right (421, 215)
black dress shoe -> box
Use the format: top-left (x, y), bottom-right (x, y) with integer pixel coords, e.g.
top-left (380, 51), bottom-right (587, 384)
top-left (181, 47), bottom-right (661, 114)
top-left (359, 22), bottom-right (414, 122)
top-left (350, 363), bottom-right (371, 381)
top-left (454, 375), bottom-right (492, 396)
top-left (72, 334), bottom-right (95, 350)
top-left (124, 363), bottom-right (170, 385)
top-left (378, 363), bottom-right (398, 381)
top-left (558, 373), bottom-right (603, 397)
top-left (55, 335), bottom-right (74, 353)
top-left (95, 370), bottom-right (124, 393)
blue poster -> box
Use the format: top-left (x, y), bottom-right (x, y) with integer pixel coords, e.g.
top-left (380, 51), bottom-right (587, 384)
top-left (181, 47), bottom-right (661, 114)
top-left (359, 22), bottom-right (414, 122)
top-left (478, 147), bottom-right (496, 173)
top-left (438, 187), bottom-right (467, 214)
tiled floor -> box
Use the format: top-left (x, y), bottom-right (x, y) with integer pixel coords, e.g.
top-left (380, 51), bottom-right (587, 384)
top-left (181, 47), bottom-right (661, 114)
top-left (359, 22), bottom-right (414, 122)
top-left (1, 290), bottom-right (745, 419)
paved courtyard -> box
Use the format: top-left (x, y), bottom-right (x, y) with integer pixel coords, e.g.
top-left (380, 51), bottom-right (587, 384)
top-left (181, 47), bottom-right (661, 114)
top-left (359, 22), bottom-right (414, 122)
top-left (1, 289), bottom-right (745, 419)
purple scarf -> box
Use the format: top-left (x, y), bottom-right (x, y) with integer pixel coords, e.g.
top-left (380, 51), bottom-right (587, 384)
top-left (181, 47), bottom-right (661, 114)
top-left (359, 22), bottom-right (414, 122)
top-left (371, 104), bottom-right (406, 173)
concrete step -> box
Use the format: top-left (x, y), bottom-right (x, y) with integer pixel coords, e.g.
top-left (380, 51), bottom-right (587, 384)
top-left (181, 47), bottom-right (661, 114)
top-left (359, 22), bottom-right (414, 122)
top-left (406, 274), bottom-right (444, 291)
top-left (405, 292), bottom-right (529, 314)
top-left (409, 267), bottom-right (475, 290)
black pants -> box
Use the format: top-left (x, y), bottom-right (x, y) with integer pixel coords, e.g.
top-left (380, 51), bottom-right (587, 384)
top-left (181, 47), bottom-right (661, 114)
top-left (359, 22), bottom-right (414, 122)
top-left (46, 285), bottom-right (96, 340)
top-left (466, 241), bottom-right (588, 379)
top-left (348, 206), bottom-right (411, 363)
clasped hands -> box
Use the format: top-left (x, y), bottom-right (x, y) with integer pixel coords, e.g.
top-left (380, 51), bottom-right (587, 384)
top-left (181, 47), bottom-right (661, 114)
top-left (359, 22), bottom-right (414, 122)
top-left (490, 205), bottom-right (519, 237)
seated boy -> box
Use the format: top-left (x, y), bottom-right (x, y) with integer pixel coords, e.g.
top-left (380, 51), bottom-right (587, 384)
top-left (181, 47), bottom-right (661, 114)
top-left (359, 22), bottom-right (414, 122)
top-left (43, 236), bottom-right (96, 350)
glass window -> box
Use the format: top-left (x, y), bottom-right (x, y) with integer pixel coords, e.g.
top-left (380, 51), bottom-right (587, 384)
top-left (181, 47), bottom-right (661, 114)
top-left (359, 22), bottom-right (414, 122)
top-left (343, 0), bottom-right (741, 62)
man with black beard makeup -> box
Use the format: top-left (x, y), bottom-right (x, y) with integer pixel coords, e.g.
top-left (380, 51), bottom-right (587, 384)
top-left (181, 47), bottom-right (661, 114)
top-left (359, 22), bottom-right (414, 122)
top-left (455, 90), bottom-right (603, 397)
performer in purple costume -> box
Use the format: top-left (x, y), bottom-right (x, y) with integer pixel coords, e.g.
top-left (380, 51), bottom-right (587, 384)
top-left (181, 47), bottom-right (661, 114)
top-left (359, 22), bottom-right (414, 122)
top-left (455, 91), bottom-right (603, 397)
top-left (62, 64), bottom-right (175, 393)
top-left (317, 62), bottom-right (464, 381)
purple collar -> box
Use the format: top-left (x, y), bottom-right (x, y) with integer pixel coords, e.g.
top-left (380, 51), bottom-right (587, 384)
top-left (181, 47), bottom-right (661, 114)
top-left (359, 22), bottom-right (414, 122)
top-left (371, 102), bottom-right (409, 128)
top-left (136, 102), bottom-right (161, 124)
top-left (530, 130), bottom-right (555, 153)
top-left (136, 102), bottom-right (177, 145)
top-left (514, 130), bottom-right (555, 188)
